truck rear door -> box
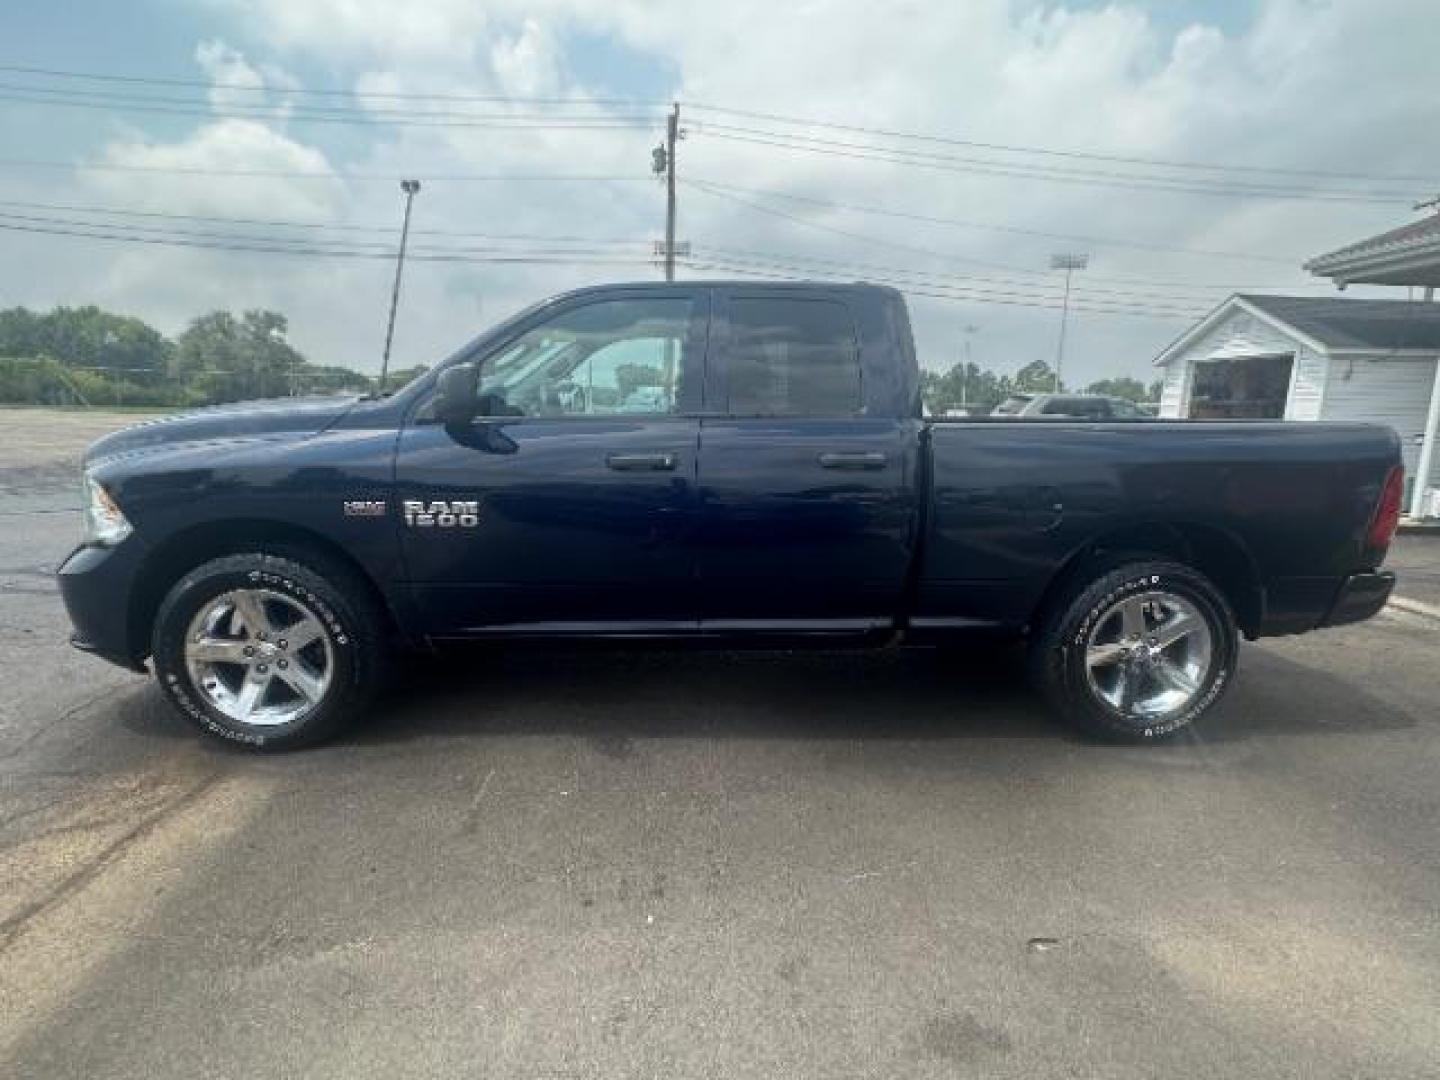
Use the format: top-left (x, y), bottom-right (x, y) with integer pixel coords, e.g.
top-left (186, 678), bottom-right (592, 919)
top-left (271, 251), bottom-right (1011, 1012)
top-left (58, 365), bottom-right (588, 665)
top-left (694, 289), bottom-right (921, 633)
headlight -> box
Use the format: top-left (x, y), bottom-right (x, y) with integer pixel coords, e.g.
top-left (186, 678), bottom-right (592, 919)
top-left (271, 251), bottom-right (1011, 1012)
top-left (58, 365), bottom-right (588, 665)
top-left (83, 473), bottom-right (133, 546)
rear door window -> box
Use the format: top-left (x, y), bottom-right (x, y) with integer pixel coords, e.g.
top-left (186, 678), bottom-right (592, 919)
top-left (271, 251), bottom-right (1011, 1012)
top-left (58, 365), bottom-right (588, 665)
top-left (723, 298), bottom-right (861, 416)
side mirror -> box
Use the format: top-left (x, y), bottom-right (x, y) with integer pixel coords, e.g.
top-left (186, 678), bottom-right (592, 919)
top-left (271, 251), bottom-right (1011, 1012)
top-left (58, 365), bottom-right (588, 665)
top-left (433, 363), bottom-right (479, 425)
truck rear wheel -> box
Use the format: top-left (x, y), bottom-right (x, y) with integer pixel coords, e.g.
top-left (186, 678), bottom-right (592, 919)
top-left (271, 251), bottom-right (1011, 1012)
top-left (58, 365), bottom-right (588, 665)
top-left (151, 552), bottom-right (386, 750)
top-left (1029, 559), bottom-right (1238, 740)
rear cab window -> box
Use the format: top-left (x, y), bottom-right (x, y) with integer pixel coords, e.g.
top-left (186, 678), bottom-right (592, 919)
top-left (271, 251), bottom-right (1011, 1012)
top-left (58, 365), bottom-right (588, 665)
top-left (721, 297), bottom-right (862, 417)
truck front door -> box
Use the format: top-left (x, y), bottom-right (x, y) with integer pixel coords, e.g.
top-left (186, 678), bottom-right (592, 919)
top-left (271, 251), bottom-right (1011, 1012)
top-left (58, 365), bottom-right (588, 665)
top-left (694, 290), bottom-right (920, 633)
top-left (395, 290), bottom-right (708, 635)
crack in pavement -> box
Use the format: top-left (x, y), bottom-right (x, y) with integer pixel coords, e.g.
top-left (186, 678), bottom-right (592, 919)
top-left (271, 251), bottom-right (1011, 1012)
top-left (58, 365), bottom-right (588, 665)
top-left (0, 770), bottom-right (224, 953)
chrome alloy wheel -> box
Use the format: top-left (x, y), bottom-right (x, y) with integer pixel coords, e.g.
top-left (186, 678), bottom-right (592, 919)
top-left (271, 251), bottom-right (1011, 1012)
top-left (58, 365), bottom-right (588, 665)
top-left (1084, 590), bottom-right (1214, 721)
top-left (184, 588), bottom-right (334, 727)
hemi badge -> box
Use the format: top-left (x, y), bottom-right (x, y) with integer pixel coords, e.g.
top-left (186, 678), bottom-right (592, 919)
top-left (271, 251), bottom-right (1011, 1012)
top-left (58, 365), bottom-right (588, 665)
top-left (343, 500), bottom-right (387, 517)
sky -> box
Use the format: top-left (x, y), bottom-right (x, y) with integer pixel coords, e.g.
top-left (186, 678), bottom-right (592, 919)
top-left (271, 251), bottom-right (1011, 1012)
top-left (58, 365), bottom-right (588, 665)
top-left (1, 0), bottom-right (1438, 387)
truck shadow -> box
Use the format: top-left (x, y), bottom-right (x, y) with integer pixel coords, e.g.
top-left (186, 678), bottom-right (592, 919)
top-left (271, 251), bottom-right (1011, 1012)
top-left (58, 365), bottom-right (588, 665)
top-left (339, 640), bottom-right (1414, 749)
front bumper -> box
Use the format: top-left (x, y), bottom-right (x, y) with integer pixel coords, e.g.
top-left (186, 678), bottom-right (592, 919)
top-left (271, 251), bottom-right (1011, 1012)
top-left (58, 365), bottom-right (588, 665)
top-left (1319, 570), bottom-right (1396, 629)
top-left (57, 538), bottom-right (150, 672)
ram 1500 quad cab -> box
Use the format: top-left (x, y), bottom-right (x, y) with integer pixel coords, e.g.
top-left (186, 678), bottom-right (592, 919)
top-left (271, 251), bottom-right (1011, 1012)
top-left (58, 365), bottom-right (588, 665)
top-left (59, 283), bottom-right (1403, 749)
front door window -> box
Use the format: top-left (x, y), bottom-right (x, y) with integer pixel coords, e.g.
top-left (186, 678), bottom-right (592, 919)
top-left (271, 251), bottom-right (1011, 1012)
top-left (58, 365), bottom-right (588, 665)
top-left (478, 298), bottom-right (693, 417)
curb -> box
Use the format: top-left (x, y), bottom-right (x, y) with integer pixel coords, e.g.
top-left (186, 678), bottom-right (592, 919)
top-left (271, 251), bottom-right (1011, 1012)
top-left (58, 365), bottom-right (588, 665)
top-left (1388, 595), bottom-right (1440, 621)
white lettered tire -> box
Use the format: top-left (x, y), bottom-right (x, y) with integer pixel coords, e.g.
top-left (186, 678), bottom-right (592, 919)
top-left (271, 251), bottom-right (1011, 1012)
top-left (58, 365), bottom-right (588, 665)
top-left (151, 552), bottom-right (386, 750)
top-left (1029, 559), bottom-right (1238, 740)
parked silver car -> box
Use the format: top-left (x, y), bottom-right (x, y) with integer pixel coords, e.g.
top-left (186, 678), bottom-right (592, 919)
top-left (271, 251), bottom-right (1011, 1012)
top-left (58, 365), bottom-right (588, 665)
top-left (991, 393), bottom-right (1153, 419)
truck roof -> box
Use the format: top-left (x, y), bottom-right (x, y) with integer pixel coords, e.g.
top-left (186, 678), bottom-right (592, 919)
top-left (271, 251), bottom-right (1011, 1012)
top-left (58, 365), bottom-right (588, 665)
top-left (543, 280), bottom-right (905, 300)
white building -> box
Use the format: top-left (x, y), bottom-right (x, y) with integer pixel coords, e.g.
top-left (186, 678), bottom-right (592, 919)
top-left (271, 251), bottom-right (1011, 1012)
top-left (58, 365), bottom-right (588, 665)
top-left (1154, 293), bottom-right (1440, 518)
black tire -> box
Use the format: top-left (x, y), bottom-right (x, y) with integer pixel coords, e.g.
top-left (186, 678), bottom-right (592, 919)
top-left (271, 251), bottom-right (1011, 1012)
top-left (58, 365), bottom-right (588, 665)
top-left (151, 552), bottom-right (387, 750)
top-left (1028, 558), bottom-right (1238, 741)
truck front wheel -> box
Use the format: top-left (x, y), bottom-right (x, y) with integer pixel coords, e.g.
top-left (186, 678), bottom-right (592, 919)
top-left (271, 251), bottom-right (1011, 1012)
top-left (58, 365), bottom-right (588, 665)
top-left (1029, 559), bottom-right (1238, 740)
top-left (151, 552), bottom-right (386, 750)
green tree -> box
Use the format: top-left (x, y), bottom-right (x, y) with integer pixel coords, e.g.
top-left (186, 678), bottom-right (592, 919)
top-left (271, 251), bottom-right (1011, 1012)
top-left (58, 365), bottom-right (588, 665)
top-left (0, 305), bottom-right (172, 383)
top-left (1083, 376), bottom-right (1149, 402)
top-left (922, 361), bottom-right (1019, 415)
top-left (177, 309), bottom-right (306, 402)
top-left (0, 302), bottom-right (400, 408)
top-left (1014, 359), bottom-right (1060, 393)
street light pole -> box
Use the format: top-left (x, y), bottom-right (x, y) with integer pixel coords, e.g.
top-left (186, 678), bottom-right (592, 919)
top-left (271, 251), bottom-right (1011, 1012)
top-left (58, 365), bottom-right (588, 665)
top-left (380, 179), bottom-right (421, 390)
top-left (961, 324), bottom-right (979, 410)
top-left (1050, 252), bottom-right (1088, 392)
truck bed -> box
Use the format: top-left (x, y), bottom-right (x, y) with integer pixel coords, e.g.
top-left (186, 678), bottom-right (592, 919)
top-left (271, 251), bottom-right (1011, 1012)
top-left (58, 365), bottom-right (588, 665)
top-left (915, 419), bottom-right (1400, 637)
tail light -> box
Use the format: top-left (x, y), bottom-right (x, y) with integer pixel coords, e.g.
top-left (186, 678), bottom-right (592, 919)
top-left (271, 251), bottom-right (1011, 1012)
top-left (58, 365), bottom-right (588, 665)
top-left (1367, 465), bottom-right (1404, 553)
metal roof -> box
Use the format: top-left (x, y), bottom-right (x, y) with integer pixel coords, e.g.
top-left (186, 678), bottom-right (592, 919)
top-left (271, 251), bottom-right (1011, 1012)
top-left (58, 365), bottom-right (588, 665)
top-left (1305, 212), bottom-right (1440, 286)
top-left (1155, 293), bottom-right (1440, 365)
top-left (1237, 293), bottom-right (1440, 350)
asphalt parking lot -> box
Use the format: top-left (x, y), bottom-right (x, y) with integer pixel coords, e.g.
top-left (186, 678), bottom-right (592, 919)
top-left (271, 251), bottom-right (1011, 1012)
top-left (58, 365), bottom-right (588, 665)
top-left (2, 408), bottom-right (1438, 1079)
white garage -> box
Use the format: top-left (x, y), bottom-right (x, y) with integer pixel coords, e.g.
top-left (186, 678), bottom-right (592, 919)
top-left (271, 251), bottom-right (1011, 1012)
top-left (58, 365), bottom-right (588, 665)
top-left (1154, 293), bottom-right (1440, 517)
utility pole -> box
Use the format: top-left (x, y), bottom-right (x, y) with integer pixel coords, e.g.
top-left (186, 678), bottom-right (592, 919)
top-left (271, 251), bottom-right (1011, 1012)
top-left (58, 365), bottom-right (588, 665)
top-left (1050, 252), bottom-right (1089, 391)
top-left (653, 103), bottom-right (681, 281)
top-left (380, 179), bottom-right (421, 390)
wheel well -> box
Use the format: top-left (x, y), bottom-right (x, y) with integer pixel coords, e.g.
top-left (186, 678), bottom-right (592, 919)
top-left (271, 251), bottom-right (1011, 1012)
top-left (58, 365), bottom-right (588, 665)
top-left (128, 519), bottom-right (404, 660)
top-left (1032, 521), bottom-right (1263, 637)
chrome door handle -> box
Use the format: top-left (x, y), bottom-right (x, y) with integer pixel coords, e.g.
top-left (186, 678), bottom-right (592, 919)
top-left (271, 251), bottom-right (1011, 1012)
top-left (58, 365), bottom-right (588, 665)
top-left (818, 451), bottom-right (888, 470)
top-left (606, 452), bottom-right (677, 471)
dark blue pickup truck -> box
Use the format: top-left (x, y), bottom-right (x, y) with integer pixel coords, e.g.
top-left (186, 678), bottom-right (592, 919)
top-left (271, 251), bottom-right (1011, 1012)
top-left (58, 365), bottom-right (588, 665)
top-left (59, 282), bottom-right (1403, 749)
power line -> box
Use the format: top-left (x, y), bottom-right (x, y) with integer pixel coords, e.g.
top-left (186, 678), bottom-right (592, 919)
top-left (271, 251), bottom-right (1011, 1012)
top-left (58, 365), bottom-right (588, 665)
top-left (683, 179), bottom-right (1319, 293)
top-left (0, 88), bottom-right (661, 130)
top-left (0, 62), bottom-right (663, 107)
top-left (0, 208), bottom-right (1208, 321)
top-left (685, 177), bottom-right (1052, 275)
top-left (684, 178), bottom-right (1303, 266)
top-left (0, 218), bottom-right (658, 265)
top-left (684, 249), bottom-right (1202, 314)
top-left (6, 62), bottom-right (1431, 187)
top-left (0, 209), bottom-right (647, 259)
top-left (0, 157), bottom-right (648, 182)
top-left (692, 123), bottom-right (1426, 204)
top-left (689, 124), bottom-right (1424, 205)
top-left (6, 59), bottom-right (1436, 200)
top-left (681, 254), bottom-right (1206, 320)
top-left (0, 197), bottom-right (651, 244)
top-left (685, 102), bottom-right (1440, 187)
top-left (0, 80), bottom-right (660, 120)
top-left (691, 242), bottom-right (1259, 306)
top-left (0, 197), bottom-right (1259, 303)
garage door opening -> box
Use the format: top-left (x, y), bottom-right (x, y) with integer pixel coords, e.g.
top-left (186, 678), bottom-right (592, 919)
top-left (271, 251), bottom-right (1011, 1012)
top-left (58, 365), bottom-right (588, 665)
top-left (1188, 354), bottom-right (1294, 419)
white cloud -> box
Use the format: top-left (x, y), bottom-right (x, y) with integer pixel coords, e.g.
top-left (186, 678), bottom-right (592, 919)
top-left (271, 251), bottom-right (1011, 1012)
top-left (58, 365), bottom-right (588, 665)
top-left (194, 39), bottom-right (301, 115)
top-left (195, 39), bottom-right (265, 110)
top-left (11, 0), bottom-right (1440, 383)
top-left (215, 0), bottom-right (493, 62)
top-left (53, 116), bottom-right (352, 345)
top-left (90, 118), bottom-right (341, 218)
top-left (489, 19), bottom-right (562, 98)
